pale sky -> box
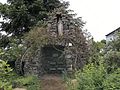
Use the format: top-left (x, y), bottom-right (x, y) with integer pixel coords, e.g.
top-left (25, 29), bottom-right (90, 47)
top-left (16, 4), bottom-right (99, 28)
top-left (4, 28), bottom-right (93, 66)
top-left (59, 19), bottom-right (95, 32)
top-left (1, 0), bottom-right (120, 41)
top-left (65, 0), bottom-right (120, 41)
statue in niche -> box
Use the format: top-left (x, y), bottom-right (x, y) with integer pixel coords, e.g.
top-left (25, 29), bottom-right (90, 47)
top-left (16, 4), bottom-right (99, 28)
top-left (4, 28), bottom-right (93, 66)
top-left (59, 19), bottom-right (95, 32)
top-left (56, 13), bottom-right (63, 36)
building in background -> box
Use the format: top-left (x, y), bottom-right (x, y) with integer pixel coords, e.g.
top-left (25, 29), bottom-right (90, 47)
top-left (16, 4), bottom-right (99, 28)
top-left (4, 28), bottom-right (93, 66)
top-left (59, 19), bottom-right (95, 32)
top-left (106, 27), bottom-right (120, 42)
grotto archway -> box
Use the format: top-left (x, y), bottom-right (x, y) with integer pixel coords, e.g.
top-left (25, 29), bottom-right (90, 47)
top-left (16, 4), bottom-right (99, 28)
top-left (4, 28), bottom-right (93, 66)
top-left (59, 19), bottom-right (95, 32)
top-left (41, 45), bottom-right (66, 74)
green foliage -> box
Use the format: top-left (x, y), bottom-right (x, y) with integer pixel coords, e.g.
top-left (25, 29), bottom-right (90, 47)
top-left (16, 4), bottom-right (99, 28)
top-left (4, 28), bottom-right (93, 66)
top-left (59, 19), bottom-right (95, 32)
top-left (0, 37), bottom-right (25, 61)
top-left (24, 27), bottom-right (49, 48)
top-left (105, 50), bottom-right (120, 71)
top-left (64, 36), bottom-right (120, 90)
top-left (0, 57), bottom-right (40, 90)
top-left (103, 68), bottom-right (120, 90)
top-left (68, 32), bottom-right (120, 90)
top-left (0, 60), bottom-right (41, 90)
top-left (66, 78), bottom-right (78, 90)
top-left (15, 75), bottom-right (41, 90)
top-left (0, 35), bottom-right (10, 48)
top-left (0, 60), bottom-right (13, 90)
top-left (105, 32), bottom-right (120, 69)
top-left (76, 57), bottom-right (106, 90)
top-left (110, 32), bottom-right (120, 51)
top-left (0, 0), bottom-right (68, 54)
top-left (62, 71), bottom-right (77, 90)
top-left (89, 39), bottom-right (106, 64)
top-left (0, 0), bottom-right (64, 36)
top-left (72, 57), bottom-right (120, 90)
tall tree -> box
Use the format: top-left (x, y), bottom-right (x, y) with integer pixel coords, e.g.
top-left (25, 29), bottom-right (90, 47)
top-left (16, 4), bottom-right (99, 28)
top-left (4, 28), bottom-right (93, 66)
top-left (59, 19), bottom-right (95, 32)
top-left (0, 0), bottom-right (66, 48)
top-left (0, 0), bottom-right (63, 36)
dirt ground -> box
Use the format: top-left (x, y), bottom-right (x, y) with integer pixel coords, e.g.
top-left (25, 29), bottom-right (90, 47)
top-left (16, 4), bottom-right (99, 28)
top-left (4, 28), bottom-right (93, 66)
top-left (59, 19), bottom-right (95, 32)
top-left (13, 74), bottom-right (67, 90)
top-left (41, 74), bottom-right (67, 90)
top-left (13, 88), bottom-right (26, 90)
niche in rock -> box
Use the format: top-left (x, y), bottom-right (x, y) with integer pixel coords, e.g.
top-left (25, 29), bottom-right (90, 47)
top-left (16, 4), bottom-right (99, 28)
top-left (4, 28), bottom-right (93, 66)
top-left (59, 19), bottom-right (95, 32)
top-left (41, 45), bottom-right (66, 74)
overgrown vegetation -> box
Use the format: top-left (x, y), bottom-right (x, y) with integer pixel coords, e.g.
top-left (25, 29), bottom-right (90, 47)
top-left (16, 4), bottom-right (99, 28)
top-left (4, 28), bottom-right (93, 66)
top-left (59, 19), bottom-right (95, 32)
top-left (79, 60), bottom-right (120, 90)
top-left (1, 0), bottom-right (120, 90)
top-left (0, 0), bottom-right (63, 37)
top-left (66, 57), bottom-right (120, 90)
top-left (66, 33), bottom-right (120, 90)
top-left (14, 76), bottom-right (41, 90)
top-left (0, 50), bottom-right (40, 90)
top-left (105, 33), bottom-right (120, 71)
top-left (0, 60), bottom-right (13, 90)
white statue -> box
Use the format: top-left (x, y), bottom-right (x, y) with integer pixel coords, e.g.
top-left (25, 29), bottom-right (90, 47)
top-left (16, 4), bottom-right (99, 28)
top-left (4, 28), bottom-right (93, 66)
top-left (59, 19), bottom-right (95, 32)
top-left (56, 13), bottom-right (63, 36)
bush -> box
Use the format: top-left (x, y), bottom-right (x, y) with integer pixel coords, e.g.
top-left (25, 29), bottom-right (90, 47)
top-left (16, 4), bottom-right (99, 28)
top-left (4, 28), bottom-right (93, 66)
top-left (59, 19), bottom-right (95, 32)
top-left (15, 75), bottom-right (41, 90)
top-left (76, 57), bottom-right (106, 90)
top-left (0, 60), bottom-right (13, 90)
top-left (105, 50), bottom-right (120, 71)
top-left (0, 60), bottom-right (40, 90)
top-left (73, 57), bottom-right (120, 90)
top-left (103, 68), bottom-right (120, 90)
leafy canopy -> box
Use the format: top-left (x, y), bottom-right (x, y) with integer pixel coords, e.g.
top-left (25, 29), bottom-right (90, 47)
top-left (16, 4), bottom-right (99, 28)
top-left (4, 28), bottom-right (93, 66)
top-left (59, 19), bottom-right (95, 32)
top-left (0, 0), bottom-right (64, 36)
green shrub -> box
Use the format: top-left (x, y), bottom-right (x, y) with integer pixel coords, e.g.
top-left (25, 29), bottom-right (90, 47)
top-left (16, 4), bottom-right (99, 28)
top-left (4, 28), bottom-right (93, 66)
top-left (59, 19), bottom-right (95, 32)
top-left (0, 60), bottom-right (13, 90)
top-left (63, 71), bottom-right (78, 90)
top-left (15, 75), bottom-right (41, 90)
top-left (74, 57), bottom-right (120, 90)
top-left (76, 57), bottom-right (106, 90)
top-left (0, 63), bottom-right (41, 90)
top-left (105, 50), bottom-right (120, 71)
top-left (103, 68), bottom-right (120, 90)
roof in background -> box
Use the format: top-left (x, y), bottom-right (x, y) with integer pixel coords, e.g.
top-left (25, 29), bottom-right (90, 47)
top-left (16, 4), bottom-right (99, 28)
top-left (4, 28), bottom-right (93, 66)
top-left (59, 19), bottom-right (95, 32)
top-left (106, 27), bottom-right (120, 36)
